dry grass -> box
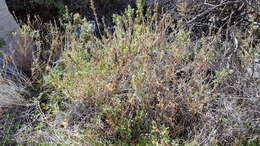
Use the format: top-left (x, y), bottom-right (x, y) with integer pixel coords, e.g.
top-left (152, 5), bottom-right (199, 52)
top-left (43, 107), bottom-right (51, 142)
top-left (0, 77), bottom-right (25, 107)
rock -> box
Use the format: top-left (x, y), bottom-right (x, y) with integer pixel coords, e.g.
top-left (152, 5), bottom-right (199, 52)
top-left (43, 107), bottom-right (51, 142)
top-left (0, 0), bottom-right (20, 78)
top-left (0, 0), bottom-right (19, 43)
top-left (0, 0), bottom-right (33, 79)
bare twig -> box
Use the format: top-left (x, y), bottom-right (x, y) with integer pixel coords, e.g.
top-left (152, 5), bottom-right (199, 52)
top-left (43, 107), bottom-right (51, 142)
top-left (186, 1), bottom-right (242, 25)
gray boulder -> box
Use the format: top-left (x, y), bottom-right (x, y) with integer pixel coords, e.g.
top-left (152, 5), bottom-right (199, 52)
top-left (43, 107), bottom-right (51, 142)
top-left (0, 0), bottom-right (19, 56)
top-left (0, 0), bottom-right (19, 43)
top-left (0, 0), bottom-right (27, 80)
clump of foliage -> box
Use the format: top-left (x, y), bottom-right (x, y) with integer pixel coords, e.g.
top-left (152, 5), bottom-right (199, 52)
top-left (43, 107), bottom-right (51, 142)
top-left (1, 0), bottom-right (259, 145)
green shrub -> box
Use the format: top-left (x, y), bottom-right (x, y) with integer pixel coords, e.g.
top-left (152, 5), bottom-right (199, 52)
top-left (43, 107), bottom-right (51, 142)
top-left (3, 0), bottom-right (259, 145)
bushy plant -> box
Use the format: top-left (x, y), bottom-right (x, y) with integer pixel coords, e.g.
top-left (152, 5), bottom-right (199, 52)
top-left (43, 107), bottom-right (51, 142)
top-left (1, 0), bottom-right (259, 145)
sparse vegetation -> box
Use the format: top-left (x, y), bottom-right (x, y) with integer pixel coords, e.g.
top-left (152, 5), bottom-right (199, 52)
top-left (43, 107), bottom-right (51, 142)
top-left (1, 0), bottom-right (259, 145)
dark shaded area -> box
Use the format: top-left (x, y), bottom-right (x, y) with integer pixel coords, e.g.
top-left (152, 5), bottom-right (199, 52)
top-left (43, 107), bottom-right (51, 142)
top-left (6, 0), bottom-right (61, 23)
top-left (6, 0), bottom-right (135, 25)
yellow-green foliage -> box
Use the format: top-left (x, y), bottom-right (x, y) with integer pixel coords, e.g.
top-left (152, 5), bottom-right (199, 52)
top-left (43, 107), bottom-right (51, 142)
top-left (36, 1), bottom-right (214, 144)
